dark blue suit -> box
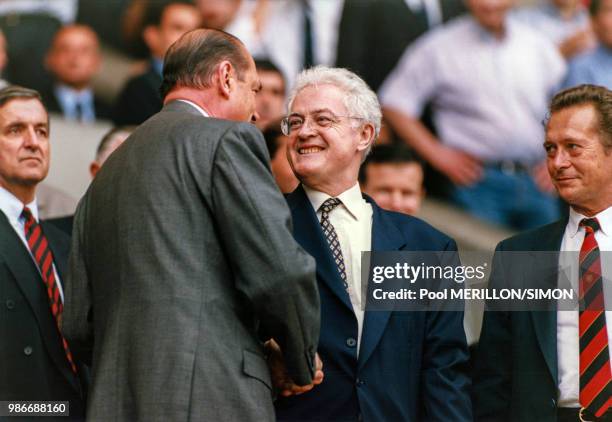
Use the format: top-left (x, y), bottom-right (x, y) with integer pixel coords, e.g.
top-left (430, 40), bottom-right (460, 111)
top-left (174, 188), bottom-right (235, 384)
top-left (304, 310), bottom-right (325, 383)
top-left (473, 219), bottom-right (567, 421)
top-left (276, 186), bottom-right (472, 422)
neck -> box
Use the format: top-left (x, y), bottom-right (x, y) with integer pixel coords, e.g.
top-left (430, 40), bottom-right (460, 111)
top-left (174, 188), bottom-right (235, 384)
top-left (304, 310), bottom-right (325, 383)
top-left (164, 88), bottom-right (216, 117)
top-left (1, 182), bottom-right (36, 205)
top-left (571, 200), bottom-right (612, 217)
top-left (60, 82), bottom-right (90, 92)
top-left (557, 3), bottom-right (578, 19)
top-left (303, 178), bottom-right (357, 198)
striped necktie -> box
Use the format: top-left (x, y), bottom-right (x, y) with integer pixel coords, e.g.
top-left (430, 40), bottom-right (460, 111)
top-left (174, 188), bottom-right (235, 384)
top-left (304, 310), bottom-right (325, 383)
top-left (578, 218), bottom-right (611, 418)
top-left (21, 207), bottom-right (77, 373)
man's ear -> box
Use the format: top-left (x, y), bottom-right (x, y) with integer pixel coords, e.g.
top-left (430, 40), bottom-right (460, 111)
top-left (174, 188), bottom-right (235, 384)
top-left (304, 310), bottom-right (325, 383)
top-left (217, 61), bottom-right (234, 99)
top-left (356, 123), bottom-right (375, 152)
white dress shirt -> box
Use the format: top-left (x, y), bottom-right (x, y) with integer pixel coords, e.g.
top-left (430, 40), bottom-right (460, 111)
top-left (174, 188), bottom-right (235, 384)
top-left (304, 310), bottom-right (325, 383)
top-left (304, 183), bottom-right (372, 355)
top-left (379, 15), bottom-right (566, 163)
top-left (177, 99), bottom-right (210, 117)
top-left (0, 186), bottom-right (64, 302)
top-left (557, 206), bottom-right (612, 407)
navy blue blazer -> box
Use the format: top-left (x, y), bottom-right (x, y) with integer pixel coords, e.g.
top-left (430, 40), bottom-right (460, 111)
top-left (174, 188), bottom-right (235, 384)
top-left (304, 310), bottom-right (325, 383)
top-left (473, 219), bottom-right (567, 422)
top-left (275, 186), bottom-right (472, 422)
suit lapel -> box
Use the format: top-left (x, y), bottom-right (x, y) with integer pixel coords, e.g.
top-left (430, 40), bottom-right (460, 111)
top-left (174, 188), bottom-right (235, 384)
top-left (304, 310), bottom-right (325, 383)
top-left (528, 219), bottom-right (567, 385)
top-left (0, 213), bottom-right (79, 392)
top-left (359, 200), bottom-right (406, 368)
top-left (287, 187), bottom-right (354, 311)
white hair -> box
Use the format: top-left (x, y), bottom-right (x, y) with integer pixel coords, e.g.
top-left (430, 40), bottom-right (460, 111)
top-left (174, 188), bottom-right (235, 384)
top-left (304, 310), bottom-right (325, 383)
top-left (286, 66), bottom-right (382, 153)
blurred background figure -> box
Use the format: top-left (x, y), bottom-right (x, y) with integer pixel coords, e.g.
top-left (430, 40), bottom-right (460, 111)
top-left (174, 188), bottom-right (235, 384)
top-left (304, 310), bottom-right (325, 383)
top-left (513, 0), bottom-right (595, 59)
top-left (0, 29), bottom-right (7, 89)
top-left (43, 24), bottom-right (111, 123)
top-left (563, 0), bottom-right (612, 88)
top-left (359, 143), bottom-right (425, 216)
top-left (380, 0), bottom-right (566, 230)
top-left (254, 59), bottom-right (285, 130)
top-left (0, 0), bottom-right (76, 93)
top-left (113, 1), bottom-right (201, 125)
top-left (336, 0), bottom-right (466, 92)
top-left (90, 125), bottom-right (134, 178)
top-left (263, 119), bottom-right (298, 194)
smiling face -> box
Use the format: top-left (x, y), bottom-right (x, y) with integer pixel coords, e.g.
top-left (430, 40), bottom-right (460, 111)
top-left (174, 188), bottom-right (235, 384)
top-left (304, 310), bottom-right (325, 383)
top-left (286, 84), bottom-right (373, 195)
top-left (545, 103), bottom-right (612, 216)
top-left (0, 98), bottom-right (49, 200)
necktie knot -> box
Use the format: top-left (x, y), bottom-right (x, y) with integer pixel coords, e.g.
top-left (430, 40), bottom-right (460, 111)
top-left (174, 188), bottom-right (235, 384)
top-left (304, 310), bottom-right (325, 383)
top-left (320, 198), bottom-right (342, 214)
top-left (580, 218), bottom-right (601, 234)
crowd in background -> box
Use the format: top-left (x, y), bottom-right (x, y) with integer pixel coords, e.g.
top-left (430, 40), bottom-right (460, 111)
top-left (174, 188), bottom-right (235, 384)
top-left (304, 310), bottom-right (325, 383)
top-left (0, 0), bottom-right (611, 230)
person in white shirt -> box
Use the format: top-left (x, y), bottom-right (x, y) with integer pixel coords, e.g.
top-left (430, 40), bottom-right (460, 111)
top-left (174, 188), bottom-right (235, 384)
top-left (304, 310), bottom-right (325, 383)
top-left (474, 84), bottom-right (612, 421)
top-left (0, 85), bottom-right (85, 417)
top-left (277, 66), bottom-right (471, 421)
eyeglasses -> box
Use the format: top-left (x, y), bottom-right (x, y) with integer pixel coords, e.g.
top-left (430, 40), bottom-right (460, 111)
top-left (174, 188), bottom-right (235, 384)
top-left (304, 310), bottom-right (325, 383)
top-left (280, 112), bottom-right (364, 136)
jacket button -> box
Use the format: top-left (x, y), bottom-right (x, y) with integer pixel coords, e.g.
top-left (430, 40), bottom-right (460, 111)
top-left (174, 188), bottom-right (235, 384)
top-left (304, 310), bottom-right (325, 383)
top-left (346, 338), bottom-right (357, 348)
top-left (23, 346), bottom-right (33, 356)
top-left (6, 300), bottom-right (14, 310)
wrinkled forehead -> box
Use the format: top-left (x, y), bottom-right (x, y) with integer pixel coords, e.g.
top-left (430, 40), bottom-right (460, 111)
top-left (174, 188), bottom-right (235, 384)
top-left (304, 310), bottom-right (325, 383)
top-left (0, 98), bottom-right (49, 126)
top-left (290, 84), bottom-right (349, 115)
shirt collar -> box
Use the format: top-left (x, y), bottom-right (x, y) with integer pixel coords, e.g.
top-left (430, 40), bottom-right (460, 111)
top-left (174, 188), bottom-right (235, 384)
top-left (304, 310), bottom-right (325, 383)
top-left (176, 100), bottom-right (210, 117)
top-left (567, 205), bottom-right (612, 238)
top-left (55, 84), bottom-right (93, 105)
top-left (0, 185), bottom-right (38, 224)
top-left (303, 182), bottom-right (367, 221)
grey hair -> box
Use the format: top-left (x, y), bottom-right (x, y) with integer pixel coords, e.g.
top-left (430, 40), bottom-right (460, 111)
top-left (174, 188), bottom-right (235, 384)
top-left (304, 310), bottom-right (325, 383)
top-left (286, 66), bottom-right (382, 155)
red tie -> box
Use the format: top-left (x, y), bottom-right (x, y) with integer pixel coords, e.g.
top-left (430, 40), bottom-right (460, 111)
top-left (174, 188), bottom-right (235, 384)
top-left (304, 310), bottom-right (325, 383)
top-left (579, 218), bottom-right (611, 417)
top-left (21, 207), bottom-right (77, 373)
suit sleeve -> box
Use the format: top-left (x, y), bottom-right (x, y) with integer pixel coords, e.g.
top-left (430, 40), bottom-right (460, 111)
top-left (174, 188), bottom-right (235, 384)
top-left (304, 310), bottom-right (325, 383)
top-left (472, 242), bottom-right (512, 421)
top-left (421, 238), bottom-right (473, 421)
top-left (210, 123), bottom-right (320, 386)
top-left (62, 194), bottom-right (94, 366)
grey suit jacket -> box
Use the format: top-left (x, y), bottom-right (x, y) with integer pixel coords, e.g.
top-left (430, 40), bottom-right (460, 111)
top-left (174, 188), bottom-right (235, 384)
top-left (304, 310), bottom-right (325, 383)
top-left (63, 101), bottom-right (320, 421)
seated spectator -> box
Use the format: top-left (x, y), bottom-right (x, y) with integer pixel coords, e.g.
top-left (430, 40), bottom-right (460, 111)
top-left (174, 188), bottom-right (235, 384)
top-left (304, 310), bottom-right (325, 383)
top-left (380, 0), bottom-right (565, 230)
top-left (512, 0), bottom-right (595, 59)
top-left (44, 24), bottom-right (111, 122)
top-left (263, 119), bottom-right (298, 194)
top-left (359, 143), bottom-right (425, 216)
top-left (90, 126), bottom-right (135, 178)
top-left (563, 0), bottom-right (612, 88)
top-left (113, 1), bottom-right (201, 125)
top-left (255, 59), bottom-right (285, 130)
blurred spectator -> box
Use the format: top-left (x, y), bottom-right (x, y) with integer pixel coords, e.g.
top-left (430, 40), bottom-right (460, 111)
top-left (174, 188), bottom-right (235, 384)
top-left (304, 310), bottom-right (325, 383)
top-left (196, 0), bottom-right (243, 30)
top-left (380, 0), bottom-right (566, 230)
top-left (336, 0), bottom-right (466, 91)
top-left (359, 144), bottom-right (425, 216)
top-left (255, 59), bottom-right (285, 130)
top-left (0, 29), bottom-right (7, 88)
top-left (90, 126), bottom-right (134, 178)
top-left (263, 119), bottom-right (298, 194)
top-left (113, 1), bottom-right (201, 125)
top-left (512, 0), bottom-right (595, 59)
top-left (0, 0), bottom-right (77, 24)
top-left (563, 0), bottom-right (612, 88)
top-left (44, 24), bottom-right (111, 122)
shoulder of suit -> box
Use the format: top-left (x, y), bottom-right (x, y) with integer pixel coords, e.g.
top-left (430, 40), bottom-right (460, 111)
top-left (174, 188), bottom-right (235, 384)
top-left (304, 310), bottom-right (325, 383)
top-left (497, 219), bottom-right (566, 251)
top-left (379, 206), bottom-right (454, 246)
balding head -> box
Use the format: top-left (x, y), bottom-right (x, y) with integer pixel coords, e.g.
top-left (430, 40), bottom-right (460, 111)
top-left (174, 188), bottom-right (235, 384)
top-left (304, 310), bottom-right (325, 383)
top-left (160, 28), bottom-right (249, 98)
top-left (46, 24), bottom-right (101, 90)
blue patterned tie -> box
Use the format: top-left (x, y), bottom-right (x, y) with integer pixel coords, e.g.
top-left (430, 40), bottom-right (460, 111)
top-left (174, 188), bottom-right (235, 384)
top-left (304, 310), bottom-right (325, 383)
top-left (319, 198), bottom-right (348, 289)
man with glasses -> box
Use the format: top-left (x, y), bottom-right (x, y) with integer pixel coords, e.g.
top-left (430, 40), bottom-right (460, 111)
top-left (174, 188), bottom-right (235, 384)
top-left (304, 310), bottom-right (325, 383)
top-left (274, 66), bottom-right (471, 421)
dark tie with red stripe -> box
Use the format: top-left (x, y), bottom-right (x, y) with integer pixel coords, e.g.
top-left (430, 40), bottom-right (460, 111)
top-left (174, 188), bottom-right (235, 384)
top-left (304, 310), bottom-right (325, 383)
top-left (579, 218), bottom-right (611, 418)
top-left (21, 207), bottom-right (77, 373)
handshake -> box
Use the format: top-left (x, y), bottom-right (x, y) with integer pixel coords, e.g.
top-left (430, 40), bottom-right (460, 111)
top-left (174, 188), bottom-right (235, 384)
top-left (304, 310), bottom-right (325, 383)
top-left (265, 339), bottom-right (325, 397)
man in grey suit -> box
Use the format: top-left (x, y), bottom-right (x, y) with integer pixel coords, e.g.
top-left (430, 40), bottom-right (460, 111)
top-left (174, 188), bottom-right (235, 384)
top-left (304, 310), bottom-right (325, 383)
top-left (63, 29), bottom-right (321, 421)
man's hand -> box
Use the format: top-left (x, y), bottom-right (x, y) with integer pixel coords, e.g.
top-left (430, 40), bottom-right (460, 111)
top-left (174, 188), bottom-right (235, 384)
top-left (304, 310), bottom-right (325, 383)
top-left (429, 144), bottom-right (483, 186)
top-left (265, 339), bottom-right (324, 397)
top-left (559, 28), bottom-right (596, 59)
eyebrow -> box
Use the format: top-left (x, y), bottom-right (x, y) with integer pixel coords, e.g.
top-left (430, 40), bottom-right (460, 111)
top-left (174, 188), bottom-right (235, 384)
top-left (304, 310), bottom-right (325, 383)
top-left (288, 108), bottom-right (335, 117)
